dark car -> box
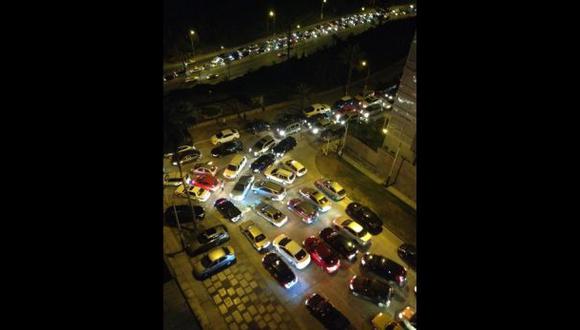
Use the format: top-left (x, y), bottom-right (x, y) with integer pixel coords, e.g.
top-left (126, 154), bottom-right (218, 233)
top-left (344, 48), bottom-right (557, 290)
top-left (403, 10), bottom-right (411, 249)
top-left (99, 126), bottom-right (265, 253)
top-left (262, 252), bottom-right (297, 289)
top-left (250, 153), bottom-right (276, 173)
top-left (214, 198), bottom-right (242, 223)
top-left (361, 253), bottom-right (407, 287)
top-left (348, 275), bottom-right (393, 307)
top-left (182, 225), bottom-right (230, 257)
top-left (171, 146), bottom-right (201, 165)
top-left (245, 119), bottom-right (271, 135)
top-left (211, 140), bottom-right (243, 158)
top-left (272, 136), bottom-right (297, 158)
top-left (164, 205), bottom-right (205, 228)
top-left (345, 202), bottom-right (383, 235)
top-left (303, 236), bottom-right (341, 274)
top-left (305, 293), bottom-right (352, 330)
top-left (192, 246), bottom-right (236, 280)
top-left (397, 243), bottom-right (416, 270)
top-left (319, 227), bottom-right (359, 261)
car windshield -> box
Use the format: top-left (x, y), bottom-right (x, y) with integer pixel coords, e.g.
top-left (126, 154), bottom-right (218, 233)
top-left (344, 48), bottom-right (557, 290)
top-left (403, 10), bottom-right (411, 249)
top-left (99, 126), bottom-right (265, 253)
top-left (272, 212), bottom-right (282, 220)
top-left (216, 132), bottom-right (224, 138)
top-left (294, 249), bottom-right (307, 260)
top-left (255, 234), bottom-right (266, 242)
top-left (337, 189), bottom-right (346, 195)
top-left (279, 237), bottom-right (291, 246)
top-left (200, 255), bottom-right (213, 268)
top-left (233, 183), bottom-right (244, 191)
top-left (227, 165), bottom-right (238, 171)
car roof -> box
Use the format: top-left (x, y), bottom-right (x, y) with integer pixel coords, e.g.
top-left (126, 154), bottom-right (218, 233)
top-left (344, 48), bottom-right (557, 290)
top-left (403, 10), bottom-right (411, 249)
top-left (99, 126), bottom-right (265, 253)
top-left (330, 181), bottom-right (344, 191)
top-left (287, 159), bottom-right (304, 169)
top-left (346, 220), bottom-right (364, 232)
top-left (229, 154), bottom-right (245, 164)
top-left (208, 247), bottom-right (227, 261)
top-left (247, 225), bottom-right (263, 237)
top-left (273, 168), bottom-right (293, 176)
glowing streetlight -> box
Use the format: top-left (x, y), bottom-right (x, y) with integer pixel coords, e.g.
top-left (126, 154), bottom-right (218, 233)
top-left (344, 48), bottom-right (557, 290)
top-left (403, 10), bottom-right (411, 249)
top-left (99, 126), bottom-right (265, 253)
top-left (189, 30), bottom-right (195, 35)
top-left (268, 10), bottom-right (276, 36)
top-left (296, 24), bottom-right (301, 29)
top-left (382, 128), bottom-right (388, 134)
top-left (269, 10), bottom-right (275, 17)
top-left (361, 60), bottom-right (367, 67)
top-left (188, 29), bottom-right (196, 57)
top-left (361, 6), bottom-right (365, 11)
top-left (220, 45), bottom-right (224, 50)
top-left (321, 0), bottom-right (327, 20)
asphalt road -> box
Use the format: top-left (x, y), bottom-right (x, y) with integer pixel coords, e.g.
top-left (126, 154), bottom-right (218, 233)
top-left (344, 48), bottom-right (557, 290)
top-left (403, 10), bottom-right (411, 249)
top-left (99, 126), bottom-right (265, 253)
top-left (164, 122), bottom-right (416, 329)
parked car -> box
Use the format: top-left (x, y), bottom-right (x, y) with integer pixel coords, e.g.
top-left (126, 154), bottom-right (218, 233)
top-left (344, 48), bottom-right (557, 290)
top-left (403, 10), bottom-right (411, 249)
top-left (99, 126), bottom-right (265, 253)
top-left (191, 162), bottom-right (218, 176)
top-left (371, 313), bottom-right (404, 330)
top-left (210, 139), bottom-right (243, 158)
top-left (230, 175), bottom-right (255, 201)
top-left (251, 180), bottom-right (287, 201)
top-left (262, 252), bottom-right (297, 289)
top-left (287, 198), bottom-right (319, 224)
top-left (265, 167), bottom-right (296, 185)
top-left (164, 205), bottom-right (205, 227)
top-left (171, 145), bottom-right (201, 165)
top-left (309, 117), bottom-right (333, 135)
top-left (396, 306), bottom-right (417, 330)
top-left (397, 243), bottom-right (416, 270)
top-left (333, 217), bottom-right (372, 246)
top-left (272, 234), bottom-right (311, 270)
top-left (272, 136), bottom-right (297, 158)
top-left (315, 178), bottom-right (347, 201)
top-left (240, 220), bottom-right (271, 252)
top-left (303, 236), bottom-right (341, 274)
top-left (303, 103), bottom-right (331, 118)
top-left (360, 104), bottom-right (385, 122)
top-left (248, 135), bottom-right (276, 157)
top-left (214, 198), bottom-right (242, 223)
top-left (163, 174), bottom-right (185, 187)
top-left (304, 293), bottom-right (352, 330)
top-left (349, 275), bottom-right (393, 307)
top-left (255, 202), bottom-right (288, 227)
top-left (192, 246), bottom-right (236, 280)
top-left (223, 154), bottom-right (248, 180)
top-left (210, 128), bottom-right (240, 145)
top-left (245, 119), bottom-right (271, 135)
top-left (282, 159), bottom-right (307, 177)
top-left (299, 187), bottom-right (331, 212)
top-left (175, 184), bottom-right (211, 202)
top-left (250, 153), bottom-right (276, 173)
top-left (319, 227), bottom-right (359, 261)
top-left (182, 225), bottom-right (230, 256)
top-left (188, 173), bottom-right (224, 192)
top-left (361, 253), bottom-right (408, 287)
top-left (346, 202), bottom-right (383, 235)
top-left (274, 121), bottom-right (302, 138)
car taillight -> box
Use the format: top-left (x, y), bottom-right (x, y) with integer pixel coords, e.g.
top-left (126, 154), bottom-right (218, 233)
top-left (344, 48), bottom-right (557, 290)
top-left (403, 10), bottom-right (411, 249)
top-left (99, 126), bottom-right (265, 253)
top-left (327, 261), bottom-right (340, 273)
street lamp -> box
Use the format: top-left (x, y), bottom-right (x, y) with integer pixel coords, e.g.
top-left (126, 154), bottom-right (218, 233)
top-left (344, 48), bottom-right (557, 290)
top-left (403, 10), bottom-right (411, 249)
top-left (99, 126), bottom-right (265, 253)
top-left (361, 60), bottom-right (371, 97)
top-left (188, 30), bottom-right (196, 59)
top-left (321, 0), bottom-right (327, 20)
top-left (268, 10), bottom-right (276, 36)
top-left (361, 6), bottom-right (365, 11)
top-left (296, 24), bottom-right (301, 29)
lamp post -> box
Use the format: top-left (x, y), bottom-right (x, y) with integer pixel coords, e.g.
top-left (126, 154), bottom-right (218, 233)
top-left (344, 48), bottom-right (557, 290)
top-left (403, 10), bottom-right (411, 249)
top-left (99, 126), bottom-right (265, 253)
top-left (361, 60), bottom-right (371, 97)
top-left (321, 0), bottom-right (327, 20)
top-left (269, 10), bottom-right (276, 36)
top-left (188, 30), bottom-right (196, 58)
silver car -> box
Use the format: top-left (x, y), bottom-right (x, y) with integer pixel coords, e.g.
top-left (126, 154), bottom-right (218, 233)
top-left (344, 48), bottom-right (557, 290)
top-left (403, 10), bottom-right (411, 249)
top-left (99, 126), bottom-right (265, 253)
top-left (251, 180), bottom-right (287, 201)
top-left (255, 202), bottom-right (288, 227)
top-left (230, 175), bottom-right (255, 201)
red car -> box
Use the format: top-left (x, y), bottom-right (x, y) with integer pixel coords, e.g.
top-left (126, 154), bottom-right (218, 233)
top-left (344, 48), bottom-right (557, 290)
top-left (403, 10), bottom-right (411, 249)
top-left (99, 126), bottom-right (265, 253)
top-left (287, 198), bottom-right (319, 224)
top-left (188, 173), bottom-right (224, 193)
top-left (303, 236), bottom-right (341, 274)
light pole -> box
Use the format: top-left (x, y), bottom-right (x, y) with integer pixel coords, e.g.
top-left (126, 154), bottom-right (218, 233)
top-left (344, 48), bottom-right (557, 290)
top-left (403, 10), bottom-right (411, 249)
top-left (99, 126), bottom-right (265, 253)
top-left (361, 60), bottom-right (371, 97)
top-left (188, 30), bottom-right (196, 58)
top-left (269, 10), bottom-right (276, 37)
top-left (321, 0), bottom-right (327, 20)
top-left (338, 118), bottom-right (351, 156)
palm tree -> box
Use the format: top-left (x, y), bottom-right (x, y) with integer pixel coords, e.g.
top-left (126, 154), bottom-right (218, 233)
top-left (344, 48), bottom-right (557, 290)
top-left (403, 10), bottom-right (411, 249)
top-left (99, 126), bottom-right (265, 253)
top-left (338, 43), bottom-right (366, 96)
top-left (293, 83), bottom-right (312, 111)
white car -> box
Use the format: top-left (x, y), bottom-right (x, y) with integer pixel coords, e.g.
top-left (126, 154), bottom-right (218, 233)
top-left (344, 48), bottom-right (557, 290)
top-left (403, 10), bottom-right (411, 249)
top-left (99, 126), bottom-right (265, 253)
top-left (223, 155), bottom-right (247, 180)
top-left (302, 103), bottom-right (331, 118)
top-left (333, 217), bottom-right (372, 246)
top-left (265, 167), bottom-right (296, 185)
top-left (298, 187), bottom-right (331, 212)
top-left (211, 129), bottom-right (240, 145)
top-left (255, 202), bottom-right (288, 227)
top-left (240, 221), bottom-right (271, 252)
top-left (283, 159), bottom-right (307, 177)
top-left (272, 234), bottom-right (311, 270)
top-left (175, 185), bottom-right (211, 202)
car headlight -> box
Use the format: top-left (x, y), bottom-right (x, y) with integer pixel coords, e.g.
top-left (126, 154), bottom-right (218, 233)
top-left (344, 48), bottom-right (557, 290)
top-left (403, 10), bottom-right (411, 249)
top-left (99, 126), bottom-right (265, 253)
top-left (280, 131), bottom-right (286, 136)
top-left (335, 114), bottom-right (341, 120)
top-left (312, 128), bottom-right (319, 134)
top-left (364, 112), bottom-right (369, 118)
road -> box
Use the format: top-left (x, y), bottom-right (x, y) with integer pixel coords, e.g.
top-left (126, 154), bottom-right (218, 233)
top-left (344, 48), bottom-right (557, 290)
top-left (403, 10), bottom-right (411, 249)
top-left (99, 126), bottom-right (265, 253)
top-left (163, 9), bottom-right (416, 93)
top-left (163, 113), bottom-right (416, 329)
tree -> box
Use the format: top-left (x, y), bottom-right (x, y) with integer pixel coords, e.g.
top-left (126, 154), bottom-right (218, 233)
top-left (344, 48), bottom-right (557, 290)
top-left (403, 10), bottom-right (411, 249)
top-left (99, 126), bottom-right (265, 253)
top-left (293, 83), bottom-right (312, 111)
top-left (163, 99), bottom-right (197, 153)
top-left (338, 43), bottom-right (366, 96)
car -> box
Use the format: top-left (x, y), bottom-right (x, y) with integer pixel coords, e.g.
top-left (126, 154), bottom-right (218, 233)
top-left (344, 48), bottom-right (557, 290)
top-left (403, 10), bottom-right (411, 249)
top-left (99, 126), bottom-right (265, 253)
top-left (240, 221), bottom-right (271, 252)
top-left (262, 252), bottom-right (297, 289)
top-left (272, 136), bottom-right (297, 158)
top-left (250, 153), bottom-right (276, 173)
top-left (381, 85), bottom-right (398, 103)
top-left (230, 175), bottom-right (255, 201)
top-left (272, 234), bottom-right (310, 269)
top-left (164, 205), bottom-right (205, 227)
top-left (274, 121), bottom-right (302, 138)
top-left (210, 128), bottom-right (240, 145)
top-left (371, 313), bottom-right (405, 330)
top-left (346, 202), bottom-right (383, 235)
top-left (320, 124), bottom-right (346, 142)
top-left (303, 236), bottom-right (341, 274)
top-left (334, 104), bottom-right (360, 123)
top-left (245, 119), bottom-right (271, 135)
top-left (314, 178), bottom-right (347, 201)
top-left (188, 173), bottom-right (224, 193)
top-left (349, 275), bottom-right (393, 307)
top-left (210, 139), bottom-right (243, 157)
top-left (333, 217), bottom-right (372, 246)
top-left (303, 103), bottom-right (331, 118)
top-left (223, 154), bottom-right (248, 180)
top-left (287, 198), bottom-right (319, 224)
top-left (175, 185), bottom-right (211, 202)
top-left (211, 56), bottom-right (225, 66)
top-left (397, 243), bottom-right (416, 270)
top-left (163, 174), bottom-right (185, 187)
top-left (207, 73), bottom-right (220, 80)
top-left (251, 180), bottom-right (287, 201)
top-left (397, 306), bottom-right (417, 330)
top-left (171, 145), bottom-right (201, 165)
top-left (255, 202), bottom-right (288, 227)
top-left (214, 198), bottom-right (242, 223)
top-left (265, 167), bottom-right (296, 185)
top-left (248, 135), bottom-right (276, 157)
top-left (304, 293), bottom-right (352, 330)
top-left (361, 253), bottom-right (408, 287)
top-left (191, 161), bottom-right (219, 176)
top-left (360, 104), bottom-right (385, 122)
top-left (319, 227), bottom-right (359, 261)
top-left (283, 159), bottom-right (307, 177)
top-left (182, 225), bottom-right (230, 256)
top-left (192, 246), bottom-right (236, 280)
top-left (299, 187), bottom-right (331, 212)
